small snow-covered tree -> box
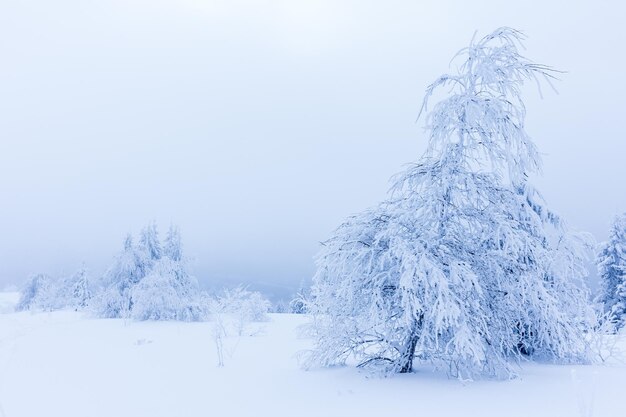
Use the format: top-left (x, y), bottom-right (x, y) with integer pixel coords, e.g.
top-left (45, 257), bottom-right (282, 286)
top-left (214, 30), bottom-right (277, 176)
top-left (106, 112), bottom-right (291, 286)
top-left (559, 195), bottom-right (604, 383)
top-left (289, 293), bottom-right (308, 314)
top-left (15, 273), bottom-right (55, 311)
top-left (272, 299), bottom-right (289, 313)
top-left (16, 268), bottom-right (92, 312)
top-left (163, 224), bottom-right (182, 262)
top-left (55, 267), bottom-right (92, 311)
top-left (139, 221), bottom-right (162, 261)
top-left (597, 213), bottom-right (626, 331)
top-left (92, 234), bottom-right (151, 318)
top-left (289, 279), bottom-right (309, 314)
top-left (130, 258), bottom-right (203, 321)
top-left (308, 28), bottom-right (594, 378)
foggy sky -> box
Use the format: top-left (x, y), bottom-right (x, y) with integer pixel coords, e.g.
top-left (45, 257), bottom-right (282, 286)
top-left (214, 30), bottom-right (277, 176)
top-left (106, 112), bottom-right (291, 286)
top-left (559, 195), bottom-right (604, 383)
top-left (1, 0), bottom-right (625, 296)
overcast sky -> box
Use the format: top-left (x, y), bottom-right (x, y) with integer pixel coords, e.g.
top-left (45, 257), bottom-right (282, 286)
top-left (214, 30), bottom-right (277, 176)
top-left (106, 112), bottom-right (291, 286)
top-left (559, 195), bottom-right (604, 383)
top-left (1, 0), bottom-right (624, 295)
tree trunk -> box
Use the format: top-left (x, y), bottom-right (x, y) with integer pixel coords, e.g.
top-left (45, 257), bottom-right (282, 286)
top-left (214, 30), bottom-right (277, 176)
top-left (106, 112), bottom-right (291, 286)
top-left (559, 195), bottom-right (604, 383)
top-left (398, 335), bottom-right (418, 373)
top-left (398, 317), bottom-right (421, 373)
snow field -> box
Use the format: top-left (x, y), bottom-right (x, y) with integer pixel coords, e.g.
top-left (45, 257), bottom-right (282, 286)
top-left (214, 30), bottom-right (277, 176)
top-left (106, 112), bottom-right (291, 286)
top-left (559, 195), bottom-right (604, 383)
top-left (1, 293), bottom-right (625, 417)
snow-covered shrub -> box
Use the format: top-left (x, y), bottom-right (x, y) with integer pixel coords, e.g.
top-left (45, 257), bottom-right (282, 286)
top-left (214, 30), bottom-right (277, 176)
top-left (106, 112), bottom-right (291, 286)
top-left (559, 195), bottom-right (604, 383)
top-left (213, 286), bottom-right (270, 335)
top-left (289, 293), bottom-right (307, 314)
top-left (307, 28), bottom-right (594, 379)
top-left (216, 286), bottom-right (270, 322)
top-left (596, 213), bottom-right (626, 332)
top-left (15, 273), bottom-right (55, 311)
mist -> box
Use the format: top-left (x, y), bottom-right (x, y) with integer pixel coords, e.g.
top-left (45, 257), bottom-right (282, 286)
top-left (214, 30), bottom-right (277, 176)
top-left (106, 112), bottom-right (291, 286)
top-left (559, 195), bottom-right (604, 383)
top-left (1, 0), bottom-right (625, 298)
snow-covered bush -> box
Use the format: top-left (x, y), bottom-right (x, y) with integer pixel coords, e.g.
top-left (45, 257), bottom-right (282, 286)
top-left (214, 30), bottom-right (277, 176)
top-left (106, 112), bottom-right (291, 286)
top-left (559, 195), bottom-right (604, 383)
top-left (307, 28), bottom-right (594, 379)
top-left (216, 286), bottom-right (270, 322)
top-left (15, 273), bottom-right (55, 311)
top-left (213, 286), bottom-right (270, 335)
top-left (596, 213), bottom-right (626, 331)
top-left (289, 281), bottom-right (310, 314)
top-left (289, 293), bottom-right (307, 314)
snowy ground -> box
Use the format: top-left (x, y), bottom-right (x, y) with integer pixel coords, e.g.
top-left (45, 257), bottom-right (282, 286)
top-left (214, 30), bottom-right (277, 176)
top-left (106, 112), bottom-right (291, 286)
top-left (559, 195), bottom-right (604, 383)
top-left (0, 292), bottom-right (625, 417)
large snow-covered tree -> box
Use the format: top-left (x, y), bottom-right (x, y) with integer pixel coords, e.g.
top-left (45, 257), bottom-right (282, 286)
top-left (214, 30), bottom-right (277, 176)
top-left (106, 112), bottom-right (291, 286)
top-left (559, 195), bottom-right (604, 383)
top-left (307, 28), bottom-right (594, 378)
top-left (596, 213), bottom-right (626, 331)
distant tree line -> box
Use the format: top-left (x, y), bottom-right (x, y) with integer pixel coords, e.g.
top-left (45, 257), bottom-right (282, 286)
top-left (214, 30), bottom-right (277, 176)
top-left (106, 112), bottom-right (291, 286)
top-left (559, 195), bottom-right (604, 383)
top-left (14, 222), bottom-right (308, 321)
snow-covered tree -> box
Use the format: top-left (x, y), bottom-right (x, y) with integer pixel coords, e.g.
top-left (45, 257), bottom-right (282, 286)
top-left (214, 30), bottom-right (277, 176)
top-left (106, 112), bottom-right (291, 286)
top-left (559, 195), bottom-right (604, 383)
top-left (92, 223), bottom-right (203, 321)
top-left (163, 224), bottom-right (182, 262)
top-left (130, 257), bottom-right (203, 321)
top-left (289, 279), bottom-right (309, 314)
top-left (596, 213), bottom-right (626, 331)
top-left (15, 273), bottom-right (55, 311)
top-left (55, 266), bottom-right (92, 311)
top-left (271, 299), bottom-right (289, 313)
top-left (16, 267), bottom-right (92, 312)
top-left (289, 293), bottom-right (308, 315)
top-left (92, 234), bottom-right (151, 318)
top-left (139, 221), bottom-right (162, 261)
top-left (307, 28), bottom-right (594, 378)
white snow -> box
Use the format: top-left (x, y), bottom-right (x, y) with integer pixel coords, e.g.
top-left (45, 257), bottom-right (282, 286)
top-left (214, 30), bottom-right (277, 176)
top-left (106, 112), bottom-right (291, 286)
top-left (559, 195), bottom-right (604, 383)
top-left (0, 292), bottom-right (625, 417)
top-left (0, 293), bottom-right (18, 314)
